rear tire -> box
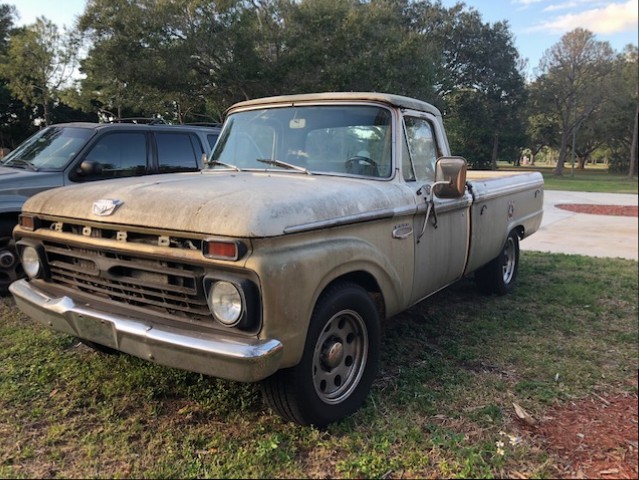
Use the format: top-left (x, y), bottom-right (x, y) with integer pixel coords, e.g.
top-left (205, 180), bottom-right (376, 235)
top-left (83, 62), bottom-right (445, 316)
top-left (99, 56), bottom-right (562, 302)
top-left (261, 281), bottom-right (380, 427)
top-left (475, 230), bottom-right (519, 295)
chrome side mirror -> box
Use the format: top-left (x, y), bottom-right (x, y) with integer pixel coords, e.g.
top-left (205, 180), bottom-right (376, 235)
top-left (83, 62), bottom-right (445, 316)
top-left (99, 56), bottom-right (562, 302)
top-left (433, 156), bottom-right (467, 198)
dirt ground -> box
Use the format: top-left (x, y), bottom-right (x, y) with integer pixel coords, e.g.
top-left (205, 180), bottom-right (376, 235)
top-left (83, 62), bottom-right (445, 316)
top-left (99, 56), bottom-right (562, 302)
top-left (556, 204), bottom-right (638, 217)
top-left (522, 202), bottom-right (638, 478)
top-left (528, 373), bottom-right (638, 479)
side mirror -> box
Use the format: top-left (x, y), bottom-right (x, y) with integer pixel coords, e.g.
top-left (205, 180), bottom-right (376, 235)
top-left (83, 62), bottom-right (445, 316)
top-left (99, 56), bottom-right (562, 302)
top-left (76, 160), bottom-right (103, 177)
top-left (433, 156), bottom-right (467, 198)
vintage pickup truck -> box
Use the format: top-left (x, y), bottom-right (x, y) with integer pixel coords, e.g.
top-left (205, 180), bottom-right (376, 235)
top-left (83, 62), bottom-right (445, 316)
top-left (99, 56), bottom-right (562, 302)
top-left (10, 92), bottom-right (543, 426)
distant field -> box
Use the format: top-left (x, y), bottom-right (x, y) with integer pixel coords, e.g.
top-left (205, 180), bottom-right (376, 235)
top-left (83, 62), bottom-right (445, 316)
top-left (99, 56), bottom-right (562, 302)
top-left (495, 164), bottom-right (638, 194)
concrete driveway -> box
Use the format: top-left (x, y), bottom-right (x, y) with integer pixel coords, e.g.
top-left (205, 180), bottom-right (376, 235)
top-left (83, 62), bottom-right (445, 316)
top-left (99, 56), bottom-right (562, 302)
top-left (520, 190), bottom-right (638, 261)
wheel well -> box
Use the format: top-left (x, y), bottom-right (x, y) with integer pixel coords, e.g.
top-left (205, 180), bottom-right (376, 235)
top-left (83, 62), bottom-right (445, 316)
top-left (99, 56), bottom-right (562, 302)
top-left (322, 271), bottom-right (386, 319)
top-left (514, 225), bottom-right (525, 239)
top-left (0, 212), bottom-right (20, 236)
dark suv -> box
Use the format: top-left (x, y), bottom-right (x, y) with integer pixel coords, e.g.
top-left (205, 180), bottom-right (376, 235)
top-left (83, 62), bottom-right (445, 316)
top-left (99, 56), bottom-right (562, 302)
top-left (0, 121), bottom-right (221, 293)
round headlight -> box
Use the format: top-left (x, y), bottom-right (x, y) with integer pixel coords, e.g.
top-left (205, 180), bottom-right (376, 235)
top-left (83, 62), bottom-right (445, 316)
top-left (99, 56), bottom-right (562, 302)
top-left (208, 281), bottom-right (243, 326)
top-left (21, 246), bottom-right (41, 279)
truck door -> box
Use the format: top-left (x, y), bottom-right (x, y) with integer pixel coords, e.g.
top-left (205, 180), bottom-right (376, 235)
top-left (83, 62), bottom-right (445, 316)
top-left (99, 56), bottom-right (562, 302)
top-left (401, 112), bottom-right (471, 304)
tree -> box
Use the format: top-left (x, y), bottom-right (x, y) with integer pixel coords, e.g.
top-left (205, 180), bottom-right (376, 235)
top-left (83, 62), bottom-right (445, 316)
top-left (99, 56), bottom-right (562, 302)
top-left (0, 3), bottom-right (34, 149)
top-left (0, 17), bottom-right (79, 125)
top-left (433, 6), bottom-right (527, 169)
top-left (606, 45), bottom-right (638, 177)
top-left (536, 28), bottom-right (614, 175)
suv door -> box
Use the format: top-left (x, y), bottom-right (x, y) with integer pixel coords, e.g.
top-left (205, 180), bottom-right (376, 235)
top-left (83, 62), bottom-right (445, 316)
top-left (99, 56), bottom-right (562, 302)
top-left (75, 131), bottom-right (149, 180)
top-left (153, 132), bottom-right (204, 173)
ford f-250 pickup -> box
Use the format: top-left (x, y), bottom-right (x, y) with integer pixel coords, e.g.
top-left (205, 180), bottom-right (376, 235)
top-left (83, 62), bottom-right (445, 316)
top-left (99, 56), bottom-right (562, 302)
top-left (10, 92), bottom-right (543, 426)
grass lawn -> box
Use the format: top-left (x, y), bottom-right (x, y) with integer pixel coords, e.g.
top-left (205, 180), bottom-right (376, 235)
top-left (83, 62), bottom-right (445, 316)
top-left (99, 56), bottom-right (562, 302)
top-left (1, 252), bottom-right (637, 478)
top-left (495, 164), bottom-right (638, 194)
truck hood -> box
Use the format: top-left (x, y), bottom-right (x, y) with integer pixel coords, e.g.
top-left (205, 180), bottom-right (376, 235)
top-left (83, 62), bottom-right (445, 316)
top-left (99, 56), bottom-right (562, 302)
top-left (23, 172), bottom-right (416, 237)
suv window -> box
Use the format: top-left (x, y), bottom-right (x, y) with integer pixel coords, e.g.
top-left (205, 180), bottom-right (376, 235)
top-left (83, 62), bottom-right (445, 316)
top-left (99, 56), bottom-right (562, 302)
top-left (2, 127), bottom-right (92, 171)
top-left (207, 134), bottom-right (219, 149)
top-left (84, 132), bottom-right (147, 178)
top-left (156, 132), bottom-right (202, 173)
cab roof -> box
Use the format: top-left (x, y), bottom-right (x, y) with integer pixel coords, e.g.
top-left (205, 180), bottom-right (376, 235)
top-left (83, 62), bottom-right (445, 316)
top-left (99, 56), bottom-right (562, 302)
top-left (228, 92), bottom-right (442, 118)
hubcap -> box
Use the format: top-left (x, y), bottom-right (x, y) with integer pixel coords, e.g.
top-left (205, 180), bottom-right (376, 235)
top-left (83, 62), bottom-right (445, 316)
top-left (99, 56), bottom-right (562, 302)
top-left (501, 237), bottom-right (516, 284)
top-left (312, 310), bottom-right (368, 404)
top-left (0, 250), bottom-right (16, 268)
top-left (0, 240), bottom-right (22, 291)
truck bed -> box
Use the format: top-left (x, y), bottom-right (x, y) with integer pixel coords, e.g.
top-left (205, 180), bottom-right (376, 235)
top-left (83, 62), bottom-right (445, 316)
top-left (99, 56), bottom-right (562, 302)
top-left (463, 170), bottom-right (544, 275)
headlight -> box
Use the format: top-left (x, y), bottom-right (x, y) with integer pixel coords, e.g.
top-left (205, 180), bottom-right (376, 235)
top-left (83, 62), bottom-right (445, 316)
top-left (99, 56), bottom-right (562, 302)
top-left (21, 246), bottom-right (41, 279)
top-left (208, 281), bottom-right (243, 326)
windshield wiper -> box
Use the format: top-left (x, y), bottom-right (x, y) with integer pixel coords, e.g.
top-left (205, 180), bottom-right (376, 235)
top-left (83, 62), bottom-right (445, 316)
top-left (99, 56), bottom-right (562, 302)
top-left (205, 159), bottom-right (242, 172)
top-left (4, 159), bottom-right (39, 171)
top-left (256, 158), bottom-right (311, 175)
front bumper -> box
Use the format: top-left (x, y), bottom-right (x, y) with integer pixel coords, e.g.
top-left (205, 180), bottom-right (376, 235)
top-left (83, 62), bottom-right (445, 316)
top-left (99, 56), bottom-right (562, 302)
top-left (9, 279), bottom-right (284, 382)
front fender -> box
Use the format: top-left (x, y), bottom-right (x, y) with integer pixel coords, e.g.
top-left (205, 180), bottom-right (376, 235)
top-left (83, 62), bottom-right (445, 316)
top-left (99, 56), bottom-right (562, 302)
top-left (247, 233), bottom-right (409, 368)
top-left (0, 195), bottom-right (28, 215)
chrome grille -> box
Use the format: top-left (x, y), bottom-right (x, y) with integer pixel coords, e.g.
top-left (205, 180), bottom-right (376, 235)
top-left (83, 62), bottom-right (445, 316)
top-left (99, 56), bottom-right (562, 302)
top-left (42, 240), bottom-right (211, 323)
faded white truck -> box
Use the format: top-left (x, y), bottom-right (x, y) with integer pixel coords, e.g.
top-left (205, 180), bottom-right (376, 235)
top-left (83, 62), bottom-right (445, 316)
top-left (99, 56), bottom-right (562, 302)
top-left (10, 93), bottom-right (543, 426)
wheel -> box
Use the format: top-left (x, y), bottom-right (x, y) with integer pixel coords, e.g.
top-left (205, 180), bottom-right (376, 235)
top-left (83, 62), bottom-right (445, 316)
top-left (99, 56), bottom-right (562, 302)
top-left (345, 156), bottom-right (379, 176)
top-left (261, 281), bottom-right (380, 427)
top-left (0, 218), bottom-right (23, 296)
top-left (475, 230), bottom-right (519, 295)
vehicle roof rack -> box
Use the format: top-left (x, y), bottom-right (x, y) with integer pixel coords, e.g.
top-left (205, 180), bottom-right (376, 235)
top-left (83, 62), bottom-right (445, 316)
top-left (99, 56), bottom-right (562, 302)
top-left (109, 117), bottom-right (166, 125)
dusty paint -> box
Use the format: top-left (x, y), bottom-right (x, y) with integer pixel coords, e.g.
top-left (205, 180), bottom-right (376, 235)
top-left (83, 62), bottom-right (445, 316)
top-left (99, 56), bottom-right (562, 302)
top-left (13, 92), bottom-right (544, 386)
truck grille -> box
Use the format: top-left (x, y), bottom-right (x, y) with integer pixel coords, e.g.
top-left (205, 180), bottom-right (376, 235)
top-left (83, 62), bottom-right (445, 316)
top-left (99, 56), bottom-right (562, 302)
top-left (42, 240), bottom-right (211, 323)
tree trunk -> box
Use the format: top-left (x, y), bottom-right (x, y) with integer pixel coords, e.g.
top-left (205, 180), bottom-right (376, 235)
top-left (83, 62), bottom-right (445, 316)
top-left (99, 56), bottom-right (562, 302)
top-left (43, 101), bottom-right (49, 126)
top-left (491, 133), bottom-right (499, 170)
top-left (629, 104), bottom-right (638, 178)
top-left (578, 156), bottom-right (586, 169)
top-left (554, 131), bottom-right (569, 175)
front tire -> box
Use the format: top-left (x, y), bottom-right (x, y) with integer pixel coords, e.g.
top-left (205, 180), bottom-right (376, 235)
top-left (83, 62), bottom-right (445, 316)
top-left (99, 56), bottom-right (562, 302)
top-left (475, 230), bottom-right (520, 295)
top-left (261, 281), bottom-right (380, 427)
top-left (0, 218), bottom-right (23, 296)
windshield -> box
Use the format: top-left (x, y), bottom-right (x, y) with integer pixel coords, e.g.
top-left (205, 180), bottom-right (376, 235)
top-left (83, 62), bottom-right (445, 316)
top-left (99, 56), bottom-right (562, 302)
top-left (1, 126), bottom-right (93, 171)
top-left (208, 105), bottom-right (393, 178)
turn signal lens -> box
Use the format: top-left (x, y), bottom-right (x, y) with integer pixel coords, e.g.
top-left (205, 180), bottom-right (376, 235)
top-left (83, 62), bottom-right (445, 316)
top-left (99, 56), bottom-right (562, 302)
top-left (203, 240), bottom-right (246, 260)
top-left (19, 215), bottom-right (37, 231)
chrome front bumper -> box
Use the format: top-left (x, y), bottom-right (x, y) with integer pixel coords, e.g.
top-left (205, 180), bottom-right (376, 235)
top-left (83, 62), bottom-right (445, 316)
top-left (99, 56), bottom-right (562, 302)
top-left (9, 279), bottom-right (283, 382)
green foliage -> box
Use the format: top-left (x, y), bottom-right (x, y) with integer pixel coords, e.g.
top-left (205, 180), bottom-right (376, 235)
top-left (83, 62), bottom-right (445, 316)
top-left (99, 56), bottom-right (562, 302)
top-left (0, 17), bottom-right (79, 125)
top-left (1, 1), bottom-right (635, 167)
top-left (438, 8), bottom-right (527, 168)
top-left (498, 164), bottom-right (639, 193)
top-left (531, 29), bottom-right (617, 175)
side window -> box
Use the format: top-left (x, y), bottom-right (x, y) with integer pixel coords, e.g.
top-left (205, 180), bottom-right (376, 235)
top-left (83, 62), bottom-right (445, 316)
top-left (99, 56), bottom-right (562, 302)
top-left (401, 131), bottom-right (415, 181)
top-left (156, 133), bottom-right (202, 172)
top-left (83, 132), bottom-right (147, 179)
top-left (403, 117), bottom-right (437, 182)
top-left (207, 133), bottom-right (219, 149)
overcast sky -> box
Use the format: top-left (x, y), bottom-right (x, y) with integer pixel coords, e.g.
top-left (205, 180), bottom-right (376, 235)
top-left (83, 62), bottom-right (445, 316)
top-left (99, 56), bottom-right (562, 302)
top-left (10, 0), bottom-right (639, 80)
